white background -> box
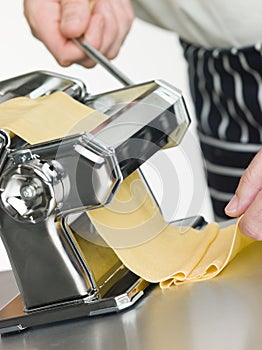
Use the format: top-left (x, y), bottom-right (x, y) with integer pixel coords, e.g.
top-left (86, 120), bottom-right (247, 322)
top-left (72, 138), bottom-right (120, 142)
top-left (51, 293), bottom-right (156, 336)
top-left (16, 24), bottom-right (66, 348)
top-left (0, 1), bottom-right (213, 271)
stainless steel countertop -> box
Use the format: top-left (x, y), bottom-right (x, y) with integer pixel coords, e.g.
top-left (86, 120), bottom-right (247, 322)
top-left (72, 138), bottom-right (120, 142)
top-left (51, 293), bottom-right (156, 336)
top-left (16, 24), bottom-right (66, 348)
top-left (1, 241), bottom-right (262, 350)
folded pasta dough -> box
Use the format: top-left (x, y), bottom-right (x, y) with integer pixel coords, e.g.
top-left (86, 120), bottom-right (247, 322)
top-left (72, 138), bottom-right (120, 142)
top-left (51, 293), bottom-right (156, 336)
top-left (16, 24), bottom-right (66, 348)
top-left (87, 171), bottom-right (254, 287)
top-left (0, 92), bottom-right (255, 288)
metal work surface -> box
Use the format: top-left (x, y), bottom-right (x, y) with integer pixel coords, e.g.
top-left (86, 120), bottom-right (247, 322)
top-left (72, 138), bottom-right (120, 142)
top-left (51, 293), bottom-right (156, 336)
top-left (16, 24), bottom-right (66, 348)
top-left (1, 241), bottom-right (262, 350)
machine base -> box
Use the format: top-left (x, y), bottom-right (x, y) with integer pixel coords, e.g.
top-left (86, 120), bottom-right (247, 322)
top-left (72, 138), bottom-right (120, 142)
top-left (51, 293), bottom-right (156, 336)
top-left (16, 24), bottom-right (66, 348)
top-left (0, 271), bottom-right (150, 335)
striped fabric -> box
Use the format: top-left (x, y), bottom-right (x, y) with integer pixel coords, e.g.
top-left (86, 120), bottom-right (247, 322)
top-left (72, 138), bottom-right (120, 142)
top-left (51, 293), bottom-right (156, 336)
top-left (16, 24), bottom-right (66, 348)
top-left (180, 40), bottom-right (262, 220)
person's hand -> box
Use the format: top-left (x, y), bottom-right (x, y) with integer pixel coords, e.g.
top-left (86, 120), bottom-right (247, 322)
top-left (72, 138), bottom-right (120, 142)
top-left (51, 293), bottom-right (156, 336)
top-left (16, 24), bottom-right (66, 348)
top-left (24, 0), bottom-right (134, 67)
top-left (225, 148), bottom-right (262, 240)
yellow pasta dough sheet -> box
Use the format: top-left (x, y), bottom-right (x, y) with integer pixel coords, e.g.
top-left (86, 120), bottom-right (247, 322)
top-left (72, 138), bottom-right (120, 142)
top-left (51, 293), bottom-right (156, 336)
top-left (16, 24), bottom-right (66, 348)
top-left (87, 171), bottom-right (254, 288)
top-left (0, 92), bottom-right (255, 288)
top-left (0, 91), bottom-right (108, 144)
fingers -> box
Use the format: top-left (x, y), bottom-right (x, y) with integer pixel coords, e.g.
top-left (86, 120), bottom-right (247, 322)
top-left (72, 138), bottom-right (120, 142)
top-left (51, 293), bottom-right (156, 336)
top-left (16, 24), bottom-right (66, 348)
top-left (60, 0), bottom-right (91, 38)
top-left (225, 149), bottom-right (262, 217)
top-left (60, 0), bottom-right (134, 68)
top-left (225, 148), bottom-right (262, 240)
top-left (24, 0), bottom-right (134, 68)
top-left (76, 13), bottom-right (105, 67)
top-left (24, 0), bottom-right (90, 66)
top-left (99, 0), bottom-right (135, 59)
top-left (81, 0), bottom-right (134, 64)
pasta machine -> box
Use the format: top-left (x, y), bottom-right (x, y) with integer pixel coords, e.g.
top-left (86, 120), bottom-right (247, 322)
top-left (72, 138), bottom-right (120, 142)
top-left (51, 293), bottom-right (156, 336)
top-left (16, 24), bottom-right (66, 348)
top-left (0, 70), bottom-right (193, 334)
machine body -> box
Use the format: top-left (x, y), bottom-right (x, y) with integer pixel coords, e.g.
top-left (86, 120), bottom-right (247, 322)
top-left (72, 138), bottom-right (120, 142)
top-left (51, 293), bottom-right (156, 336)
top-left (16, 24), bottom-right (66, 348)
top-left (0, 71), bottom-right (190, 334)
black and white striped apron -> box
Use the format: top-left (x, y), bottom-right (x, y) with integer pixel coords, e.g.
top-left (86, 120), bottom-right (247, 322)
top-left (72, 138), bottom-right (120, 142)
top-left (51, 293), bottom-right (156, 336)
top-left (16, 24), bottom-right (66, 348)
top-left (180, 40), bottom-right (262, 221)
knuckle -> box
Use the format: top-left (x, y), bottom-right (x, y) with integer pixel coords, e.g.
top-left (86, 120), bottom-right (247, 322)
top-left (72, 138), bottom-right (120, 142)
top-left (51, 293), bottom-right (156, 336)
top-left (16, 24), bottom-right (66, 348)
top-left (244, 167), bottom-right (255, 185)
top-left (62, 0), bottom-right (85, 18)
top-left (238, 167), bottom-right (258, 193)
top-left (85, 61), bottom-right (97, 68)
top-left (109, 22), bottom-right (118, 39)
top-left (62, 0), bottom-right (82, 8)
top-left (56, 56), bottom-right (72, 67)
top-left (107, 50), bottom-right (118, 60)
top-left (78, 57), bottom-right (97, 68)
top-left (28, 27), bottom-right (38, 39)
top-left (127, 7), bottom-right (135, 23)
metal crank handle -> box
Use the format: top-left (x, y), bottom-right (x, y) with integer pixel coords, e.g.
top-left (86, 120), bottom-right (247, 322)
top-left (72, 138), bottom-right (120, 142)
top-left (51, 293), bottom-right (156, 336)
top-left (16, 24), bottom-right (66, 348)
top-left (74, 39), bottom-right (133, 86)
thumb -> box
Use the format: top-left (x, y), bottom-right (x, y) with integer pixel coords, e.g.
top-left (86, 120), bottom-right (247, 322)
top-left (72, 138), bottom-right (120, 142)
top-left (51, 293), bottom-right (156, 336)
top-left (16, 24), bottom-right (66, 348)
top-left (225, 148), bottom-right (262, 216)
top-left (60, 0), bottom-right (91, 38)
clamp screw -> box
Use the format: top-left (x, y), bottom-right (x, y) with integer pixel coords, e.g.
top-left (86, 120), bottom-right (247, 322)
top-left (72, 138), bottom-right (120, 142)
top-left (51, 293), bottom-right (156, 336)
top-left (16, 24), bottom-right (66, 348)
top-left (20, 184), bottom-right (37, 200)
top-left (19, 154), bottom-right (29, 163)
